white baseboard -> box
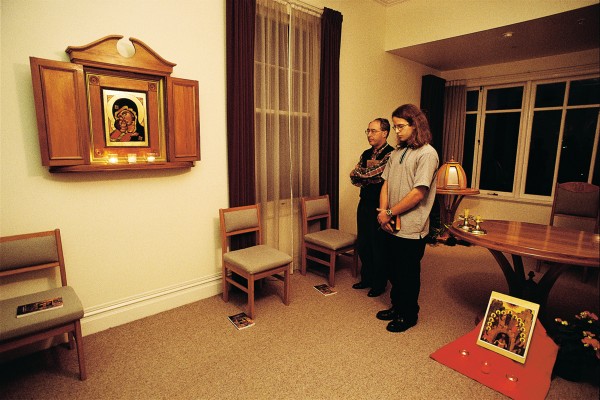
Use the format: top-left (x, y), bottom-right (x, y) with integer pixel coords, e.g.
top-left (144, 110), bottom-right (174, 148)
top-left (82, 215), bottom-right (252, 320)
top-left (81, 274), bottom-right (222, 336)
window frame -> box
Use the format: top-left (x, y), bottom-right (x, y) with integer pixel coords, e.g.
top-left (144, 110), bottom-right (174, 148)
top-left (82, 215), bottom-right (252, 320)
top-left (465, 70), bottom-right (599, 204)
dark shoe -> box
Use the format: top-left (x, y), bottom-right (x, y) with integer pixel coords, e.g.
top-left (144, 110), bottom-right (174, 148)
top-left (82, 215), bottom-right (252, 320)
top-left (386, 317), bottom-right (418, 333)
top-left (376, 307), bottom-right (398, 321)
top-left (367, 287), bottom-right (385, 297)
top-left (352, 281), bottom-right (369, 290)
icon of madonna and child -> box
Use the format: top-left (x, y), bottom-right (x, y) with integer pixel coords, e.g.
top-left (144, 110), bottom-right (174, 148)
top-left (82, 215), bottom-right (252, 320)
top-left (104, 91), bottom-right (148, 146)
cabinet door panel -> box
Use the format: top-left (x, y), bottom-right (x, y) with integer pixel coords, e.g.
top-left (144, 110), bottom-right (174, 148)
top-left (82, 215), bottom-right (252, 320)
top-left (30, 57), bottom-right (89, 166)
top-left (167, 77), bottom-right (200, 161)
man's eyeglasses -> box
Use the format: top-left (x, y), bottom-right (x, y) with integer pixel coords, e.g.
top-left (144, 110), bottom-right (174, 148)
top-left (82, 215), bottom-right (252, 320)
top-left (393, 123), bottom-right (409, 131)
top-left (365, 129), bottom-right (381, 135)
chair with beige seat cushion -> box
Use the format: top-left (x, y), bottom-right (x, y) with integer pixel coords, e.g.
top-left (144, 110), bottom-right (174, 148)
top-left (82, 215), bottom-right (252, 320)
top-left (300, 195), bottom-right (358, 287)
top-left (535, 182), bottom-right (599, 281)
top-left (0, 229), bottom-right (86, 380)
top-left (219, 204), bottom-right (291, 319)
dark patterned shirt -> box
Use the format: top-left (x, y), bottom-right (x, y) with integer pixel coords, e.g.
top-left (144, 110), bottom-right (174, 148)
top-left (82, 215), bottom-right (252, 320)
top-left (350, 143), bottom-right (394, 200)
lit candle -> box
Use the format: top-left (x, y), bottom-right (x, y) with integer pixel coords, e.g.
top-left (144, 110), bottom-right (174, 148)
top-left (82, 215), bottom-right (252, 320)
top-left (127, 154), bottom-right (137, 164)
top-left (146, 152), bottom-right (156, 163)
top-left (464, 209), bottom-right (470, 218)
top-left (481, 361), bottom-right (491, 374)
top-left (107, 153), bottom-right (119, 164)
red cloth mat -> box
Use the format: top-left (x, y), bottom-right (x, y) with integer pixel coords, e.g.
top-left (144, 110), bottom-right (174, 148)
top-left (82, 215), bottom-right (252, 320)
top-left (430, 320), bottom-right (558, 400)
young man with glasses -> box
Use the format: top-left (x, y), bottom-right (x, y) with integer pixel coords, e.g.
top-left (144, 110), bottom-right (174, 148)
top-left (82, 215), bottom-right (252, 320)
top-left (375, 104), bottom-right (439, 332)
top-left (350, 118), bottom-right (394, 297)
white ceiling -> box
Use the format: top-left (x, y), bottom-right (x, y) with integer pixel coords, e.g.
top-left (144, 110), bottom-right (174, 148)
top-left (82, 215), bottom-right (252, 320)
top-left (387, 4), bottom-right (599, 71)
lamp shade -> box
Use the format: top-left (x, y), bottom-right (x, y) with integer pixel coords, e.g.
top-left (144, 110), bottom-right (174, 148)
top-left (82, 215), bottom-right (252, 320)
top-left (437, 158), bottom-right (468, 190)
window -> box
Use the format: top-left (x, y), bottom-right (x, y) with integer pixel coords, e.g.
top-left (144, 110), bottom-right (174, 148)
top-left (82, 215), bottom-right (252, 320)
top-left (253, 0), bottom-right (321, 258)
top-left (464, 76), bottom-right (599, 201)
top-left (254, 0), bottom-right (320, 203)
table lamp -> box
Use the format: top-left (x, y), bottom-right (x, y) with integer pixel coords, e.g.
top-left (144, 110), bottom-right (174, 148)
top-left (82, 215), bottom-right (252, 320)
top-left (437, 158), bottom-right (468, 190)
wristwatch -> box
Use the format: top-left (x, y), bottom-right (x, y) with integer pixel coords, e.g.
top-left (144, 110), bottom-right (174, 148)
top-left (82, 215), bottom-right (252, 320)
top-left (385, 209), bottom-right (393, 217)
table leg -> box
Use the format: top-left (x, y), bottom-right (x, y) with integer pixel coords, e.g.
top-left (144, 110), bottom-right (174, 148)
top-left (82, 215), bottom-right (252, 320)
top-left (487, 249), bottom-right (569, 318)
top-left (437, 194), bottom-right (466, 243)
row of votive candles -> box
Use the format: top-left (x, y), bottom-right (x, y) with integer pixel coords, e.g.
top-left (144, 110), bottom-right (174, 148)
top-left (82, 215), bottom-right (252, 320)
top-left (107, 153), bottom-right (157, 164)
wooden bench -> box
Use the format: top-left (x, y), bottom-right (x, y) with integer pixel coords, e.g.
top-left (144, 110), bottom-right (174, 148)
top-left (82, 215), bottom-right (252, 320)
top-left (0, 229), bottom-right (87, 380)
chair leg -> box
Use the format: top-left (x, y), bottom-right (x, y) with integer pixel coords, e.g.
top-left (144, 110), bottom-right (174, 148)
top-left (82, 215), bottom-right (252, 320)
top-left (222, 267), bottom-right (229, 303)
top-left (301, 243), bottom-right (307, 276)
top-left (74, 320), bottom-right (87, 381)
top-left (247, 275), bottom-right (255, 319)
top-left (329, 252), bottom-right (336, 287)
top-left (68, 331), bottom-right (76, 350)
top-left (283, 267), bottom-right (290, 305)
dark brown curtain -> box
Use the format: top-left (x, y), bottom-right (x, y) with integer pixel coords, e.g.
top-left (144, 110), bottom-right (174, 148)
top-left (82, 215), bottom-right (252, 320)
top-left (420, 74), bottom-right (446, 236)
top-left (319, 7), bottom-right (343, 228)
top-left (226, 0), bottom-right (256, 208)
top-left (420, 74), bottom-right (445, 160)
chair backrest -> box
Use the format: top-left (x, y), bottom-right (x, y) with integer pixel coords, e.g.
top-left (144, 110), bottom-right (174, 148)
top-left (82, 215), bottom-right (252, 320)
top-left (219, 204), bottom-right (262, 255)
top-left (550, 182), bottom-right (599, 233)
top-left (0, 229), bottom-right (67, 286)
top-left (301, 195), bottom-right (331, 236)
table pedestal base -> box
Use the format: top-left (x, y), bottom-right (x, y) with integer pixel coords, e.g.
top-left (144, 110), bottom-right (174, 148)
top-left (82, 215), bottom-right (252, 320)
top-left (488, 249), bottom-right (568, 319)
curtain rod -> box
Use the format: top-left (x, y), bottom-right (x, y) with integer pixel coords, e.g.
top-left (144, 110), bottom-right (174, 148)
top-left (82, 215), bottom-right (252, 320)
top-left (273, 0), bottom-right (324, 16)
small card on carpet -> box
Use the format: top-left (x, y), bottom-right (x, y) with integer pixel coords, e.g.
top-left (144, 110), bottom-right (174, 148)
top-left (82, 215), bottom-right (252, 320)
top-left (228, 312), bottom-right (255, 330)
top-left (313, 284), bottom-right (337, 296)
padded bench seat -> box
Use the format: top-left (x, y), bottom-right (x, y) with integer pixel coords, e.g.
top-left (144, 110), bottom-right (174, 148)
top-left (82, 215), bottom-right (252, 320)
top-left (0, 286), bottom-right (84, 342)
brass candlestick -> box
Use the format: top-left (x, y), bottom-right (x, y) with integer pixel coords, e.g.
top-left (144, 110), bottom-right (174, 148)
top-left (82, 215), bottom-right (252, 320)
top-left (458, 214), bottom-right (473, 232)
top-left (471, 216), bottom-right (486, 235)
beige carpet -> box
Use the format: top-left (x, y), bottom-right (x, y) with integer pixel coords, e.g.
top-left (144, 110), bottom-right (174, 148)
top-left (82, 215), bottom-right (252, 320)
top-left (1, 244), bottom-right (598, 399)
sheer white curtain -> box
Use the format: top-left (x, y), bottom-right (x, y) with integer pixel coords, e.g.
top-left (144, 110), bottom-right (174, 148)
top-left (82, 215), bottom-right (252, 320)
top-left (254, 0), bottom-right (320, 268)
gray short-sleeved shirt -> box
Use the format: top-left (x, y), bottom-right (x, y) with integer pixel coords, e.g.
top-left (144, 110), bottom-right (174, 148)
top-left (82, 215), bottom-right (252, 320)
top-left (381, 144), bottom-right (439, 239)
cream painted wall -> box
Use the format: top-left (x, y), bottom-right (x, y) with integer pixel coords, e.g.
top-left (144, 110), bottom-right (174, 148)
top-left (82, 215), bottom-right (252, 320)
top-left (2, 0), bottom-right (595, 338)
top-left (316, 0), bottom-right (436, 235)
top-left (1, 0), bottom-right (228, 335)
top-left (0, 0), bottom-right (431, 336)
top-left (383, 0), bottom-right (598, 50)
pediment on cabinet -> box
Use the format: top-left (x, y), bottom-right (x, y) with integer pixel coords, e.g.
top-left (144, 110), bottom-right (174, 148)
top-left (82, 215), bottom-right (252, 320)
top-left (30, 35), bottom-right (200, 173)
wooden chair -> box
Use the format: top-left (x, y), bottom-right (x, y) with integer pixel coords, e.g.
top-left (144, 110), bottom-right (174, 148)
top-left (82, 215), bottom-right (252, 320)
top-left (535, 182), bottom-right (599, 281)
top-left (219, 204), bottom-right (292, 319)
top-left (300, 195), bottom-right (358, 287)
top-left (0, 229), bottom-right (87, 380)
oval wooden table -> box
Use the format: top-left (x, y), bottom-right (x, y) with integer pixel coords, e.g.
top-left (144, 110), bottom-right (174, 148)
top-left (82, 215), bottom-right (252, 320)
top-left (449, 220), bottom-right (600, 316)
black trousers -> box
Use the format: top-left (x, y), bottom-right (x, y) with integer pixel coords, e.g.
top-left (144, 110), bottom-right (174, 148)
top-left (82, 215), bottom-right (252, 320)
top-left (356, 197), bottom-right (387, 289)
top-left (376, 231), bottom-right (426, 320)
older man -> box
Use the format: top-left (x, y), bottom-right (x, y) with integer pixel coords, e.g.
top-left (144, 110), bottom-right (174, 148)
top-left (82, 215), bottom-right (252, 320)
top-left (350, 118), bottom-right (394, 297)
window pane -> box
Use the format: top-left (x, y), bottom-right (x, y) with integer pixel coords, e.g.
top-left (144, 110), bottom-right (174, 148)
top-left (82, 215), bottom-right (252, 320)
top-left (486, 87), bottom-right (523, 110)
top-left (568, 78), bottom-right (600, 106)
top-left (524, 110), bottom-right (562, 195)
top-left (557, 107), bottom-right (599, 183)
top-left (534, 82), bottom-right (566, 108)
top-left (479, 112), bottom-right (521, 192)
top-left (462, 114), bottom-right (477, 187)
top-left (466, 90), bottom-right (479, 112)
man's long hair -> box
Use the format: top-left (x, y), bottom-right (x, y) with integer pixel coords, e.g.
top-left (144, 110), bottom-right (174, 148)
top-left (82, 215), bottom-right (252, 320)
top-left (392, 104), bottom-right (432, 149)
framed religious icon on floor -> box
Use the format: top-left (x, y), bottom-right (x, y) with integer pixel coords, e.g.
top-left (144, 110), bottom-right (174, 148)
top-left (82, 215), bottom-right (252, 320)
top-left (477, 291), bottom-right (540, 364)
